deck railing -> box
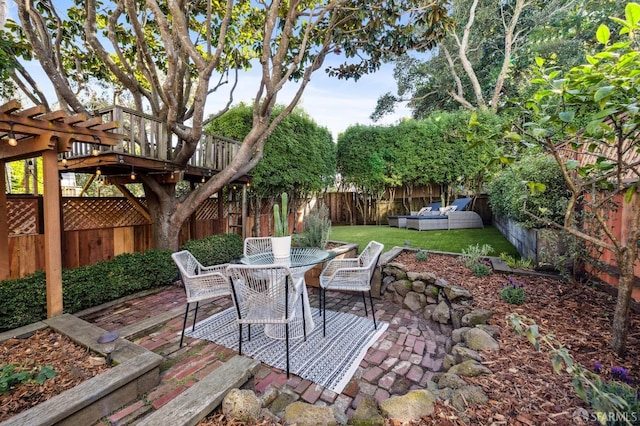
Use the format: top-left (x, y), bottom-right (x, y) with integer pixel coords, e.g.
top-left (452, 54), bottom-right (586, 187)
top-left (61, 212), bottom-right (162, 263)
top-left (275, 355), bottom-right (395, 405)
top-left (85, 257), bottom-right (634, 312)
top-left (66, 105), bottom-right (241, 171)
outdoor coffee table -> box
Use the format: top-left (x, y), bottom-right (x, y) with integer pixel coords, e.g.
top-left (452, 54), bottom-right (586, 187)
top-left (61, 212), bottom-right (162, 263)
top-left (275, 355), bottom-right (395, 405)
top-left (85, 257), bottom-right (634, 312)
top-left (240, 247), bottom-right (335, 340)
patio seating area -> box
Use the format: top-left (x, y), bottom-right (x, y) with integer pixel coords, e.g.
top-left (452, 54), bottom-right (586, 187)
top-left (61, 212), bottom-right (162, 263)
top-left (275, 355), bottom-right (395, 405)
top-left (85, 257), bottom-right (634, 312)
top-left (75, 278), bottom-right (448, 424)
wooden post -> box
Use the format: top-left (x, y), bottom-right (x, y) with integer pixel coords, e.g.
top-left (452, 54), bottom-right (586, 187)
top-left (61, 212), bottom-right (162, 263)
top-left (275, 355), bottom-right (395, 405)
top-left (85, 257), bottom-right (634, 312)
top-left (0, 160), bottom-right (9, 280)
top-left (242, 184), bottom-right (248, 240)
top-left (42, 148), bottom-right (63, 317)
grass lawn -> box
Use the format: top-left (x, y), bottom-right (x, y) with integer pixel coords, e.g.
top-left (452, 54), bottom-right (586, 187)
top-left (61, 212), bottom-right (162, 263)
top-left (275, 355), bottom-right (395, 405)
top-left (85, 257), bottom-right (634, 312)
top-left (329, 225), bottom-right (519, 257)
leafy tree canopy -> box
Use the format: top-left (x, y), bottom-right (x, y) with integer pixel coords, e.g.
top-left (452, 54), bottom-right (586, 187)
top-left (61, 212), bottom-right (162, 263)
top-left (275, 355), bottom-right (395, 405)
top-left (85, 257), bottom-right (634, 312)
top-left (206, 103), bottom-right (336, 199)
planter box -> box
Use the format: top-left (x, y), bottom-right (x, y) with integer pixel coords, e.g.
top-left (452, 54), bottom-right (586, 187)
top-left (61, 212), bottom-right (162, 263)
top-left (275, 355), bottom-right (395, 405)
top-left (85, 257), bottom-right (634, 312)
top-left (493, 215), bottom-right (565, 267)
top-left (0, 315), bottom-right (162, 426)
top-left (304, 240), bottom-right (358, 288)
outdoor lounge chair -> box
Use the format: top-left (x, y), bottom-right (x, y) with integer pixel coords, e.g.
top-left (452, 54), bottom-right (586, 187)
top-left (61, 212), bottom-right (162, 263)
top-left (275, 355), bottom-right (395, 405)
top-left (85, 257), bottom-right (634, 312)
top-left (405, 197), bottom-right (484, 231)
top-left (387, 202), bottom-right (441, 228)
top-left (172, 250), bottom-right (231, 348)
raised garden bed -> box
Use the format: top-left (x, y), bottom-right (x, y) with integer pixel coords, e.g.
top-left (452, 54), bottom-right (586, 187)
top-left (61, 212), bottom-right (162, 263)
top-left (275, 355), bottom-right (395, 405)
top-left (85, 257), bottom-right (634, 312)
top-left (0, 315), bottom-right (162, 425)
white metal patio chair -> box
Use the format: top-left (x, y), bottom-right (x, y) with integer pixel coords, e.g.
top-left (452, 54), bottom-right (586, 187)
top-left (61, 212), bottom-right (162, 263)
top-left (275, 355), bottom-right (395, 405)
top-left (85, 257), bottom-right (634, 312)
top-left (226, 264), bottom-right (307, 378)
top-left (172, 250), bottom-right (231, 348)
top-left (319, 240), bottom-right (384, 337)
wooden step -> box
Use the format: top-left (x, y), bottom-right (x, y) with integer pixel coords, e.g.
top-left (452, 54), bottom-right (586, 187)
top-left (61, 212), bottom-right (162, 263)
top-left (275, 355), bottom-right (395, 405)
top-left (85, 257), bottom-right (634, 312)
top-left (136, 355), bottom-right (261, 426)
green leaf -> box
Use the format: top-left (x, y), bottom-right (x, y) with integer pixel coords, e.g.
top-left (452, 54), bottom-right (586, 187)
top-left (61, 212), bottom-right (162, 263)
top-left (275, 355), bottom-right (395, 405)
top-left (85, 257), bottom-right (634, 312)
top-left (558, 111), bottom-right (575, 123)
top-left (625, 185), bottom-right (636, 203)
top-left (535, 57), bottom-right (545, 67)
top-left (504, 132), bottom-right (522, 141)
top-left (596, 24), bottom-right (610, 44)
top-left (594, 86), bottom-right (615, 102)
top-left (468, 111), bottom-right (479, 126)
top-left (626, 2), bottom-right (640, 27)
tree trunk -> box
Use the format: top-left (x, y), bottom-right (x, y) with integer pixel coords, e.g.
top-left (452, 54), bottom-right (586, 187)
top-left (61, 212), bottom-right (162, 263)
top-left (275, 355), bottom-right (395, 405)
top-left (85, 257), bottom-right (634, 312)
top-left (610, 250), bottom-right (635, 355)
top-left (144, 182), bottom-right (181, 251)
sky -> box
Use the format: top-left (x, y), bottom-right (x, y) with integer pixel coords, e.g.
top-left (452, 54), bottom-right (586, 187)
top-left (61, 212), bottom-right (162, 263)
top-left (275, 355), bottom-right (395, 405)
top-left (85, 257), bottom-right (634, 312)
top-left (5, 2), bottom-right (413, 141)
top-left (202, 59), bottom-right (413, 140)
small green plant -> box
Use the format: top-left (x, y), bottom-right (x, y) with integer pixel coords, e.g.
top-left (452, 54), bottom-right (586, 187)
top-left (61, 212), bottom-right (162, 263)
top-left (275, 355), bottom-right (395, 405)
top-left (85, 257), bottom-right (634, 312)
top-left (499, 252), bottom-right (533, 270)
top-left (472, 263), bottom-right (491, 277)
top-left (415, 250), bottom-right (429, 261)
top-left (301, 204), bottom-right (331, 248)
top-left (181, 233), bottom-right (243, 266)
top-left (500, 277), bottom-right (526, 305)
top-left (508, 313), bottom-right (639, 425)
top-left (0, 364), bottom-right (57, 395)
top-left (460, 243), bottom-right (493, 269)
top-left (273, 192), bottom-right (289, 237)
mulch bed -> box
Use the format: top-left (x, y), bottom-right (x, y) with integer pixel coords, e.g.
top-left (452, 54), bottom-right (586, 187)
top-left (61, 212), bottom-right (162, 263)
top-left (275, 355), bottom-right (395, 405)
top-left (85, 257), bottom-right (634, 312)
top-left (0, 329), bottom-right (109, 422)
top-left (393, 251), bottom-right (639, 425)
top-left (202, 252), bottom-right (639, 425)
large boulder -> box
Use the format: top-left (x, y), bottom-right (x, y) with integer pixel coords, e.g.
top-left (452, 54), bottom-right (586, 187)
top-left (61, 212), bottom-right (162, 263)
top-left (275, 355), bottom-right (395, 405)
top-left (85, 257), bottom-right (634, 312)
top-left (404, 292), bottom-right (427, 312)
top-left (444, 285), bottom-right (473, 301)
top-left (461, 309), bottom-right (493, 327)
top-left (464, 328), bottom-right (500, 351)
top-left (437, 373), bottom-right (468, 390)
top-left (221, 389), bottom-right (262, 423)
top-left (392, 280), bottom-right (412, 297)
top-left (450, 385), bottom-right (489, 411)
top-left (452, 345), bottom-right (483, 363)
top-left (379, 390), bottom-right (436, 422)
top-left (349, 397), bottom-right (384, 426)
top-left (447, 360), bottom-right (492, 377)
top-left (282, 401), bottom-right (337, 425)
top-left (407, 271), bottom-right (437, 283)
top-left (431, 301), bottom-right (451, 324)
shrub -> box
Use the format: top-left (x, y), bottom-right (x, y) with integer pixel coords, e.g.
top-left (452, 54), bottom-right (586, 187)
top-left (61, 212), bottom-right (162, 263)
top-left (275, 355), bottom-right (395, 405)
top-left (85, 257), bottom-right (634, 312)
top-left (300, 204), bottom-right (331, 249)
top-left (0, 249), bottom-right (176, 331)
top-left (472, 263), bottom-right (491, 277)
top-left (487, 153), bottom-right (569, 229)
top-left (415, 250), bottom-right (429, 261)
top-left (181, 233), bottom-right (243, 266)
top-left (500, 277), bottom-right (526, 305)
top-left (460, 243), bottom-right (493, 269)
top-left (499, 252), bottom-right (533, 270)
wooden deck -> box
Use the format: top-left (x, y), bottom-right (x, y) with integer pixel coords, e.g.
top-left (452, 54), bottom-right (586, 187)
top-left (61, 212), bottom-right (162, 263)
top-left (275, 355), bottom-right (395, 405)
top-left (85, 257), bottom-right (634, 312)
top-left (63, 105), bottom-right (241, 181)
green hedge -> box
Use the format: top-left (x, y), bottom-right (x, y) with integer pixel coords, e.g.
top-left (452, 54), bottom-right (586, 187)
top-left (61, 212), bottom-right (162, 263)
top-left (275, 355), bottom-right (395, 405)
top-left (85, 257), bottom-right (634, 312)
top-left (0, 234), bottom-right (244, 331)
top-left (181, 233), bottom-right (244, 266)
top-left (0, 250), bottom-right (175, 331)
top-left (487, 153), bottom-right (569, 229)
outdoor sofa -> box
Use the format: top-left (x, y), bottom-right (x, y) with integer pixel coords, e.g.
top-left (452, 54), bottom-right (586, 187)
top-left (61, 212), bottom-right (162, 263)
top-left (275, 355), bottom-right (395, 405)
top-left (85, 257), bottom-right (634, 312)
top-left (400, 197), bottom-right (485, 231)
top-left (387, 202), bottom-right (441, 228)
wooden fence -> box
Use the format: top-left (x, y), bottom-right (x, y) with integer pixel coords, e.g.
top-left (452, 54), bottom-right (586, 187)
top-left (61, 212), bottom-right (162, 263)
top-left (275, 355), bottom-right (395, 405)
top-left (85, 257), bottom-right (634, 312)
top-left (5, 191), bottom-right (494, 280)
top-left (5, 195), bottom-right (225, 279)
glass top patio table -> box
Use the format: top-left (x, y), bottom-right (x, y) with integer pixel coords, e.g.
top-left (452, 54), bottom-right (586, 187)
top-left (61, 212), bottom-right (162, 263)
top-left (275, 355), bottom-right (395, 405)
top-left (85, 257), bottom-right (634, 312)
top-left (240, 247), bottom-right (335, 273)
top-left (239, 247), bottom-right (334, 340)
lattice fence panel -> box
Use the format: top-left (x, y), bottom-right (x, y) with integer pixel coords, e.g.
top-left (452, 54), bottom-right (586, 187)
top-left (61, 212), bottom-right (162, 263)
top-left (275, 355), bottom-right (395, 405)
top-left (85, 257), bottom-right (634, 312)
top-left (7, 198), bottom-right (38, 235)
top-left (195, 199), bottom-right (218, 220)
top-left (63, 198), bottom-right (150, 230)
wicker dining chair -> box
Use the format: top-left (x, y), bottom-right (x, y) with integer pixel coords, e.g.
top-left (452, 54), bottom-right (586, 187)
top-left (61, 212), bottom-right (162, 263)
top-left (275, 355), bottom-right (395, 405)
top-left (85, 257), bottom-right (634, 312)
top-left (226, 264), bottom-right (306, 378)
top-left (243, 237), bottom-right (273, 256)
top-left (319, 240), bottom-right (384, 337)
top-left (172, 250), bottom-right (231, 348)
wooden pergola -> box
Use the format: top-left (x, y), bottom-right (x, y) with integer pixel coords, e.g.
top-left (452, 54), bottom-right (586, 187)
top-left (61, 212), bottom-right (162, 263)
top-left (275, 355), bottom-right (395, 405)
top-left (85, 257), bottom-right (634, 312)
top-left (0, 100), bottom-right (123, 318)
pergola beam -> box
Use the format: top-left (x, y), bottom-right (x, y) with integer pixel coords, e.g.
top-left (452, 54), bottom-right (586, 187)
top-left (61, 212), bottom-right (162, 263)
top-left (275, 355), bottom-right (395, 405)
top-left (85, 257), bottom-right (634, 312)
top-left (0, 99), bottom-right (122, 319)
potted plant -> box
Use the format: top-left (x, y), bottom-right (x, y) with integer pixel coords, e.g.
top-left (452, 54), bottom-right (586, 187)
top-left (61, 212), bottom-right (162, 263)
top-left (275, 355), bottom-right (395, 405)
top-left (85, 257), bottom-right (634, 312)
top-left (272, 192), bottom-right (291, 258)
